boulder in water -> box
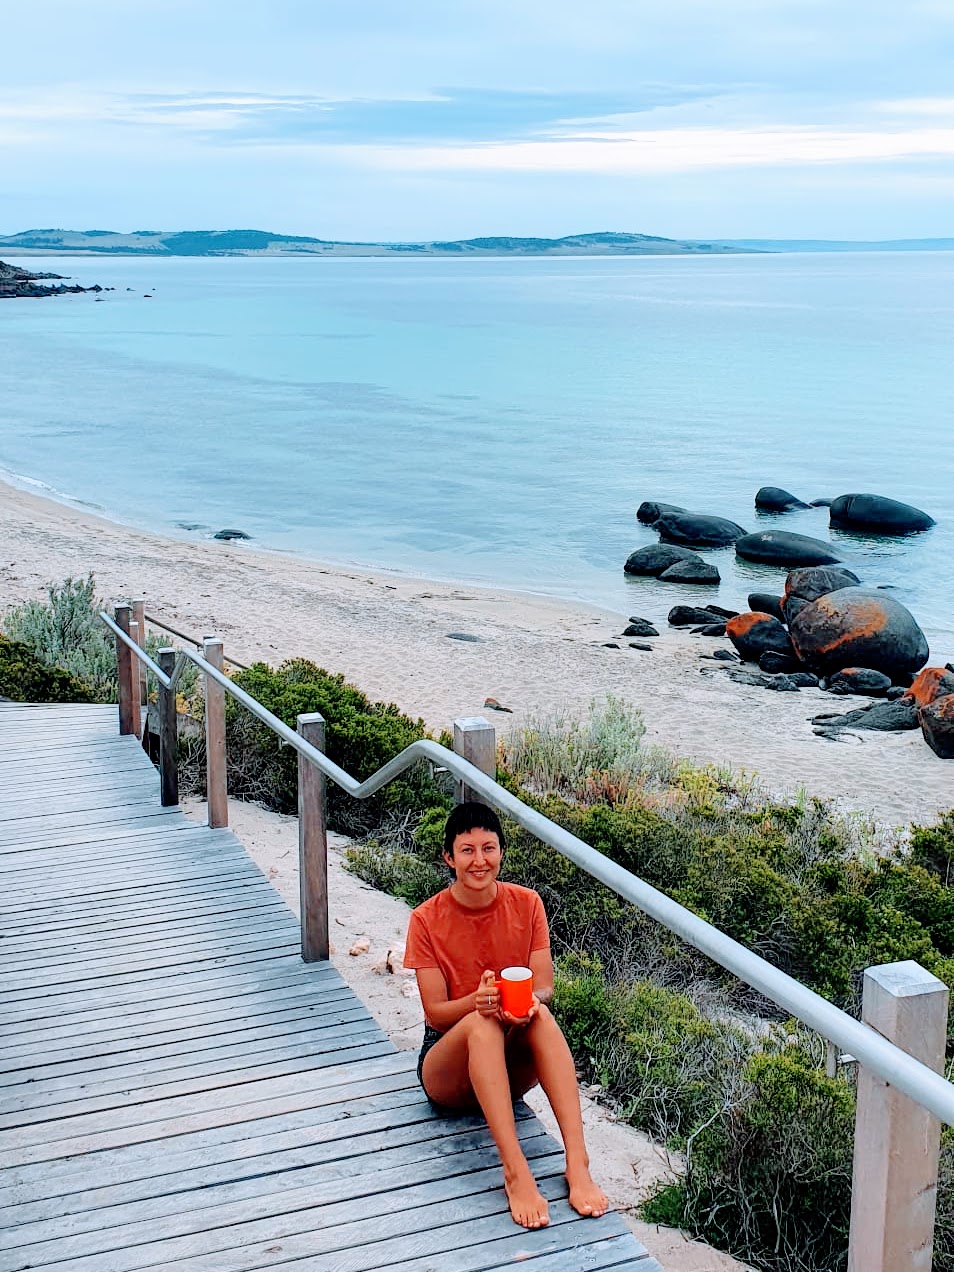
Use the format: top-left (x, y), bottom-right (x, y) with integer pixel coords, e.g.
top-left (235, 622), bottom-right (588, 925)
top-left (637, 500), bottom-right (687, 525)
top-left (736, 530), bottom-right (842, 567)
top-left (725, 612), bottom-right (797, 663)
top-left (213, 528), bottom-right (251, 541)
top-left (755, 486), bottom-right (809, 512)
top-left (829, 493), bottom-right (935, 535)
top-left (659, 558), bottom-right (721, 584)
top-left (656, 512), bottom-right (747, 548)
top-left (782, 566), bottom-right (861, 623)
top-left (624, 544), bottom-right (703, 576)
top-left (789, 587), bottom-right (929, 679)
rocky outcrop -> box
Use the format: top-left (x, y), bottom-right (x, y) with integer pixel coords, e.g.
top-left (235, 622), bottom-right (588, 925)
top-left (0, 259), bottom-right (104, 298)
top-left (735, 530), bottom-right (842, 567)
top-left (748, 592), bottom-right (785, 622)
top-left (826, 668), bottom-right (893, 697)
top-left (788, 587), bottom-right (929, 680)
top-left (668, 605), bottom-right (726, 627)
top-left (755, 486), bottom-right (809, 511)
top-left (655, 512), bottom-right (747, 548)
top-left (829, 493), bottom-right (936, 535)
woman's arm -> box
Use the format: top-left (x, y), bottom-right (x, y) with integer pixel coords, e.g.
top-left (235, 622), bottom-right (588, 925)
top-left (416, 966), bottom-right (495, 1031)
top-left (528, 947), bottom-right (555, 1007)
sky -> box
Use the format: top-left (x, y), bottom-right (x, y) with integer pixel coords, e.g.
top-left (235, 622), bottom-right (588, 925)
top-left (3, 0), bottom-right (954, 240)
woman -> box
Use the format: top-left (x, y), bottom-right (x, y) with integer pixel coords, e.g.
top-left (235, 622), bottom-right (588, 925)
top-left (403, 801), bottom-right (609, 1230)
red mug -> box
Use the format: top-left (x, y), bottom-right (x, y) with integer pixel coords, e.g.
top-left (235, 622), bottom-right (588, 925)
top-left (496, 966), bottom-right (534, 1017)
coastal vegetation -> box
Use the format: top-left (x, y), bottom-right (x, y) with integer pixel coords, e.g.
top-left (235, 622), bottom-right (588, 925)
top-left (5, 575), bottom-right (954, 1269)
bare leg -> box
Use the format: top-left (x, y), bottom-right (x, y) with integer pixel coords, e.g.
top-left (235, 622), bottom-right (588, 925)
top-left (422, 1012), bottom-right (550, 1228)
top-left (508, 1006), bottom-right (608, 1217)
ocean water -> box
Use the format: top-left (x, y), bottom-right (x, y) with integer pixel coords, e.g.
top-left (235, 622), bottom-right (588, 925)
top-left (1, 252), bottom-right (952, 656)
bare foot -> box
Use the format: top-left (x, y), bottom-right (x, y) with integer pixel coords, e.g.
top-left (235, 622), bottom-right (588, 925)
top-left (504, 1167), bottom-right (550, 1228)
top-left (566, 1164), bottom-right (609, 1217)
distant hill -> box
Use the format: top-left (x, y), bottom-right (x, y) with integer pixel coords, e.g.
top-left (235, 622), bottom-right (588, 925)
top-left (722, 238), bottom-right (954, 253)
top-left (0, 228), bottom-right (751, 258)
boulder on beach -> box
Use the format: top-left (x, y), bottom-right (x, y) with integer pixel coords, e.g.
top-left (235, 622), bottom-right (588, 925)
top-left (659, 558), bottom-right (721, 584)
top-left (920, 696), bottom-right (954, 759)
top-left (789, 587), bottom-right (929, 679)
top-left (759, 650), bottom-right (799, 674)
top-left (725, 612), bottom-right (797, 663)
top-left (624, 544), bottom-right (702, 576)
top-left (755, 486), bottom-right (809, 512)
top-left (655, 512), bottom-right (747, 548)
top-left (736, 530), bottom-right (842, 567)
top-left (826, 667), bottom-right (893, 697)
top-left (213, 528), bottom-right (252, 541)
top-left (623, 618), bottom-right (660, 637)
top-left (748, 592), bottom-right (785, 623)
top-left (636, 500), bottom-right (687, 525)
top-left (904, 667), bottom-right (954, 708)
top-left (668, 605), bottom-right (725, 627)
top-left (829, 493), bottom-right (936, 535)
top-left (813, 698), bottom-right (921, 735)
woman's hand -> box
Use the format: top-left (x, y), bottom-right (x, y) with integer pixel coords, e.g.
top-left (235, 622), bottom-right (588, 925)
top-left (474, 969), bottom-right (500, 1017)
top-left (499, 992), bottom-right (541, 1029)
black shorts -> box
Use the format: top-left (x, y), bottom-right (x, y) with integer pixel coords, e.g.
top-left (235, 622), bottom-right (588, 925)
top-left (416, 1024), bottom-right (444, 1089)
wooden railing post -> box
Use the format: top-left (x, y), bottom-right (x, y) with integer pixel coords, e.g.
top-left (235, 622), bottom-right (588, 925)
top-left (203, 637), bottom-right (228, 828)
top-left (131, 599), bottom-right (147, 706)
top-left (848, 961), bottom-right (948, 1272)
top-left (297, 712), bottom-right (329, 962)
top-left (127, 619), bottom-right (143, 740)
top-left (157, 648), bottom-right (179, 807)
top-left (453, 716), bottom-right (496, 803)
top-left (115, 604), bottom-right (135, 735)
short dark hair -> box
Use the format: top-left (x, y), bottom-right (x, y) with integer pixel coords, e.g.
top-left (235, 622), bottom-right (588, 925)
top-left (443, 801), bottom-right (505, 857)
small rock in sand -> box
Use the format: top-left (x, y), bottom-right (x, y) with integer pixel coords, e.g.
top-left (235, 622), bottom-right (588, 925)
top-left (484, 697), bottom-right (514, 712)
top-left (349, 937), bottom-right (371, 956)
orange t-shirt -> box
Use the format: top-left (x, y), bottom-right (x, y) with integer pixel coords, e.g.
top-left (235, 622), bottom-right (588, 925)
top-left (404, 882), bottom-right (550, 1018)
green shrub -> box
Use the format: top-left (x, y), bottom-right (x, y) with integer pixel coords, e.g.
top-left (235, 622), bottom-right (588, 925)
top-left (224, 659), bottom-right (449, 835)
top-left (0, 634), bottom-right (97, 702)
top-left (674, 1037), bottom-right (855, 1272)
top-left (2, 575), bottom-right (117, 701)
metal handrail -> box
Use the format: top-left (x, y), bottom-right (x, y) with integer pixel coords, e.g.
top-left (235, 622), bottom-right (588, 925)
top-left (103, 612), bottom-right (954, 1128)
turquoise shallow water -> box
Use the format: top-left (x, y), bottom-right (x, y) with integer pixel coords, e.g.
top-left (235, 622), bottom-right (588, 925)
top-left (1, 252), bottom-right (952, 656)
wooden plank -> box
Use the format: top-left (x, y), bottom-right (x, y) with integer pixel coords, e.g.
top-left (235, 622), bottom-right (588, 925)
top-left (1, 1018), bottom-right (387, 1119)
top-left (0, 1052), bottom-right (414, 1167)
top-left (3, 1070), bottom-right (423, 1198)
top-left (0, 982), bottom-right (355, 1063)
top-left (384, 1233), bottom-right (658, 1272)
top-left (1, 912), bottom-right (298, 974)
top-left (0, 992), bottom-right (363, 1077)
top-left (2, 957), bottom-right (338, 1029)
top-left (0, 1134), bottom-right (562, 1265)
top-left (0, 820), bottom-right (233, 860)
top-left (0, 1095), bottom-right (499, 1216)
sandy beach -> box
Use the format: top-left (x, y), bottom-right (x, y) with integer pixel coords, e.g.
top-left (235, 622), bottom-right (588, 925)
top-left (1, 476), bottom-right (951, 830)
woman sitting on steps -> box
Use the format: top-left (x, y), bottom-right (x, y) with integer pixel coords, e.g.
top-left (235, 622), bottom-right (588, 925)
top-left (403, 801), bottom-right (609, 1230)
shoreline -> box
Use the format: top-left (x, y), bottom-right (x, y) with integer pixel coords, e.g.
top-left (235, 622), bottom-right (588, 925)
top-left (1, 474), bottom-right (951, 829)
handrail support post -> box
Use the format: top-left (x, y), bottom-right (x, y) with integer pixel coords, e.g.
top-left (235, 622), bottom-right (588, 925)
top-left (203, 637), bottom-right (228, 828)
top-left (157, 648), bottom-right (179, 807)
top-left (297, 712), bottom-right (329, 962)
top-left (114, 605), bottom-right (136, 736)
top-left (848, 960), bottom-right (948, 1272)
top-left (453, 716), bottom-right (496, 803)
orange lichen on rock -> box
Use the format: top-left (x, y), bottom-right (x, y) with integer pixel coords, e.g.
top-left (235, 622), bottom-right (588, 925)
top-left (726, 612), bottom-right (773, 638)
top-left (905, 667), bottom-right (954, 709)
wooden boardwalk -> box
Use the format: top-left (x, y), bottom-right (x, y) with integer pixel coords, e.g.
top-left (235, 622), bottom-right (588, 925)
top-left (0, 702), bottom-right (661, 1272)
